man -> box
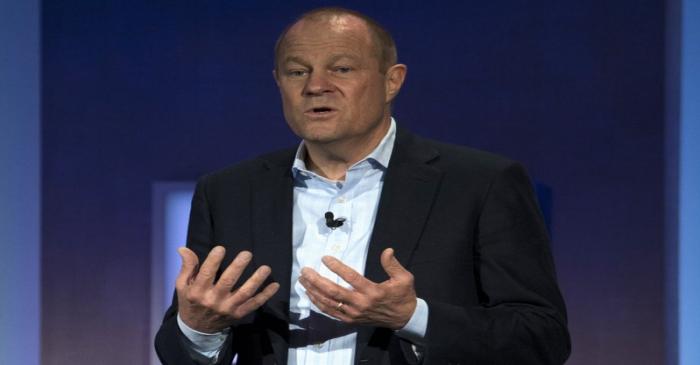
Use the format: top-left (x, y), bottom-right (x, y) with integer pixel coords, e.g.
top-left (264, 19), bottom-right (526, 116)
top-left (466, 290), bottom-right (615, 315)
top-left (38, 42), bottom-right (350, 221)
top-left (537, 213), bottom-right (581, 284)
top-left (155, 7), bottom-right (570, 365)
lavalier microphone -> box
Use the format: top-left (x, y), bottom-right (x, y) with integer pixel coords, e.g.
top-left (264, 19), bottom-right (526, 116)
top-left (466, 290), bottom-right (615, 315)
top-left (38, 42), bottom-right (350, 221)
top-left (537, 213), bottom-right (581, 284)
top-left (324, 211), bottom-right (346, 230)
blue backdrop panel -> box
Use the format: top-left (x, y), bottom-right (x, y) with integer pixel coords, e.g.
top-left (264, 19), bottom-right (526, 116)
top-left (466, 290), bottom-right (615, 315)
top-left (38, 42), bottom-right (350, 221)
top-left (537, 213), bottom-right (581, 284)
top-left (0, 1), bottom-right (41, 364)
top-left (679, 0), bottom-right (700, 363)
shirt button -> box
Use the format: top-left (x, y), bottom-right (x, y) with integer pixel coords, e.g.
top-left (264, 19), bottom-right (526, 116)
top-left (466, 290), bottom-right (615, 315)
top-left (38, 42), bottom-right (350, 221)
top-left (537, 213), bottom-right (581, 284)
top-left (337, 196), bottom-right (346, 203)
top-left (331, 244), bottom-right (342, 253)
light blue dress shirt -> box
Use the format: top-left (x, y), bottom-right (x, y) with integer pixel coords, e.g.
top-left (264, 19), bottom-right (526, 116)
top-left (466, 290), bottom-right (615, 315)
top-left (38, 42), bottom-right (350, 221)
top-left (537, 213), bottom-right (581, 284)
top-left (178, 119), bottom-right (428, 364)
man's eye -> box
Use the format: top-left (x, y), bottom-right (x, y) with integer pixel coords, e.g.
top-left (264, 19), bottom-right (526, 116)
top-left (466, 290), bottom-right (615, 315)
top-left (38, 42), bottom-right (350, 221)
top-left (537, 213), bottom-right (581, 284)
top-left (334, 66), bottom-right (352, 73)
top-left (287, 70), bottom-right (307, 77)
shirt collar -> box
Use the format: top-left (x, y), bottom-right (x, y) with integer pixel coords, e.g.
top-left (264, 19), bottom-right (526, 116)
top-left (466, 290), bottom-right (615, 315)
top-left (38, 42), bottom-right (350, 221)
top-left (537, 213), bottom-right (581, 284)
top-left (291, 117), bottom-right (397, 179)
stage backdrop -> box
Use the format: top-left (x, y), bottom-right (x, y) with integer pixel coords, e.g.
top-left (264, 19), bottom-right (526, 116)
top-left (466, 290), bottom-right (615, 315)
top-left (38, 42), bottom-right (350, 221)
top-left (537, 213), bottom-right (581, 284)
top-left (41, 1), bottom-right (669, 364)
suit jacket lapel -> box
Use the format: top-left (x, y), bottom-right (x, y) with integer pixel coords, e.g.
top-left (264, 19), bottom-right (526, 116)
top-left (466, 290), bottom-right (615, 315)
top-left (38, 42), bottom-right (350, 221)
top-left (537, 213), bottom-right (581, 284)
top-left (250, 152), bottom-right (296, 365)
top-left (365, 128), bottom-right (442, 284)
top-left (251, 152), bottom-right (295, 323)
top-left (356, 128), bottom-right (442, 362)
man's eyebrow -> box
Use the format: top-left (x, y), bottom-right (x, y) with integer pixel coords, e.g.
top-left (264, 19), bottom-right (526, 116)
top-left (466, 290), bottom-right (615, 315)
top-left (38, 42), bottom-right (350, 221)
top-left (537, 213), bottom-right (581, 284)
top-left (281, 56), bottom-right (309, 66)
top-left (328, 53), bottom-right (362, 63)
top-left (281, 53), bottom-right (362, 66)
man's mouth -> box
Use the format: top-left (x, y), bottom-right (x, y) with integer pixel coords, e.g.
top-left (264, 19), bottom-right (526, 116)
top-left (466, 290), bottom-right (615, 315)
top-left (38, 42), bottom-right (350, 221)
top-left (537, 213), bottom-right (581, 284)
top-left (304, 107), bottom-right (337, 118)
top-left (308, 107), bottom-right (334, 113)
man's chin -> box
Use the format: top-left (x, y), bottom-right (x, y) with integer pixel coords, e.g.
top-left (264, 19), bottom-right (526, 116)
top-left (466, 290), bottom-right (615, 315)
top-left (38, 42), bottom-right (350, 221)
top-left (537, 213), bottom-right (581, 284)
top-left (300, 133), bottom-right (339, 145)
top-left (292, 125), bottom-right (341, 145)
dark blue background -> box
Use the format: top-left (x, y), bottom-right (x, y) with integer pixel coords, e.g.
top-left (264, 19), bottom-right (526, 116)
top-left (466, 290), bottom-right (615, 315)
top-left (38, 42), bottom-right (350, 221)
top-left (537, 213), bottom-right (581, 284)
top-left (41, 1), bottom-right (667, 364)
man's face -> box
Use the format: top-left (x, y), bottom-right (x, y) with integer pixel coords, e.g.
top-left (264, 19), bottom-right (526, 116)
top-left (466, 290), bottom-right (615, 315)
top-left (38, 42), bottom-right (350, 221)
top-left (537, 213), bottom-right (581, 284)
top-left (274, 15), bottom-right (400, 148)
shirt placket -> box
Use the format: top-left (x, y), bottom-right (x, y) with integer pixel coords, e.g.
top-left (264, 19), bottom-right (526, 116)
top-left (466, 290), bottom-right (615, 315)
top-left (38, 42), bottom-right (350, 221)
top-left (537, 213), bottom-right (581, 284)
top-left (317, 181), bottom-right (352, 286)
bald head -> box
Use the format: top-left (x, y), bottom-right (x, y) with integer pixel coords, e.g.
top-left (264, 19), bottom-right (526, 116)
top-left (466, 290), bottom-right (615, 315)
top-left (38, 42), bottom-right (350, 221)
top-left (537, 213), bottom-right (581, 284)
top-left (274, 7), bottom-right (398, 73)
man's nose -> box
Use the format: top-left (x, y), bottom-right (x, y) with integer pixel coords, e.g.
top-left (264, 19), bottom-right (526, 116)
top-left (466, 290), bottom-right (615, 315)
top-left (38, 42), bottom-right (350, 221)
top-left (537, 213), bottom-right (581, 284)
top-left (303, 71), bottom-right (333, 96)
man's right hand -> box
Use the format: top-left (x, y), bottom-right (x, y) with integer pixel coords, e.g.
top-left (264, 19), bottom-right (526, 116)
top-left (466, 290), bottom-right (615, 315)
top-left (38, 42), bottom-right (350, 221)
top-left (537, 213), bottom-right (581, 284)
top-left (176, 246), bottom-right (280, 333)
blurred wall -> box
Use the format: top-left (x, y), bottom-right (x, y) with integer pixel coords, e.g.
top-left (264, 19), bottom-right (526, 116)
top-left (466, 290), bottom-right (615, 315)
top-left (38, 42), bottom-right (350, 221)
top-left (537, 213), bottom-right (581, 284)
top-left (41, 1), bottom-right (669, 364)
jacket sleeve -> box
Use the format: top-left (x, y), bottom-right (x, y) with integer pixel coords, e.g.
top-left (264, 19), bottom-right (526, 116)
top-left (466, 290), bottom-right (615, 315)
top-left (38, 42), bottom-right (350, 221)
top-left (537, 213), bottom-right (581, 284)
top-left (422, 162), bottom-right (571, 365)
top-left (154, 176), bottom-right (238, 365)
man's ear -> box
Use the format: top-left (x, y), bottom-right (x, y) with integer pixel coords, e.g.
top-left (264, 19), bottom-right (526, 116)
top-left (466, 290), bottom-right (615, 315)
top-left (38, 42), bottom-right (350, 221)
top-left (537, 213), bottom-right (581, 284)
top-left (272, 69), bottom-right (281, 87)
top-left (384, 64), bottom-right (407, 103)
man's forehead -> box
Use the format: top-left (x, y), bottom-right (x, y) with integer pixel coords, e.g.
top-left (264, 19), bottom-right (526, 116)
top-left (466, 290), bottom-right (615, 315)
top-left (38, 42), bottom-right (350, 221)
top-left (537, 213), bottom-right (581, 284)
top-left (308, 14), bottom-right (365, 33)
top-left (284, 14), bottom-right (372, 46)
top-left (275, 12), bottom-right (385, 70)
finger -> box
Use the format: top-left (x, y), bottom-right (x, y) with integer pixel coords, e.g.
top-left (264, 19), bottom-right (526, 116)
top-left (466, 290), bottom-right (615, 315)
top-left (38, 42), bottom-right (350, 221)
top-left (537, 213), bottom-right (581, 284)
top-left (321, 256), bottom-right (375, 292)
top-left (306, 288), bottom-right (355, 322)
top-left (299, 267), bottom-right (354, 303)
top-left (232, 282), bottom-right (280, 318)
top-left (175, 247), bottom-right (200, 290)
top-left (380, 248), bottom-right (409, 279)
top-left (305, 285), bottom-right (361, 318)
top-left (192, 246), bottom-right (226, 287)
top-left (229, 265), bottom-right (273, 305)
top-left (215, 251), bottom-right (253, 293)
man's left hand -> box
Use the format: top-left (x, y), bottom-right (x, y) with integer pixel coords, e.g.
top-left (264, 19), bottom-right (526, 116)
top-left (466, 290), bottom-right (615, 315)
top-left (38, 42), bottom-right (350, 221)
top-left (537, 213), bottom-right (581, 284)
top-left (299, 248), bottom-right (417, 330)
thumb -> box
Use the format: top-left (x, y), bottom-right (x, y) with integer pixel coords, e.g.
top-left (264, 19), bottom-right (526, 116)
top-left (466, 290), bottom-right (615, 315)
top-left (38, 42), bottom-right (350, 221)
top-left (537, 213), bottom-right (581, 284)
top-left (175, 247), bottom-right (199, 289)
top-left (380, 248), bottom-right (407, 279)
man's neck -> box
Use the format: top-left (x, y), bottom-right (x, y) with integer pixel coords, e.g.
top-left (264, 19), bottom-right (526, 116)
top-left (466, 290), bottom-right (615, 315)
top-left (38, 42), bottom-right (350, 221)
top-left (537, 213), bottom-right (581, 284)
top-left (303, 119), bottom-right (391, 181)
